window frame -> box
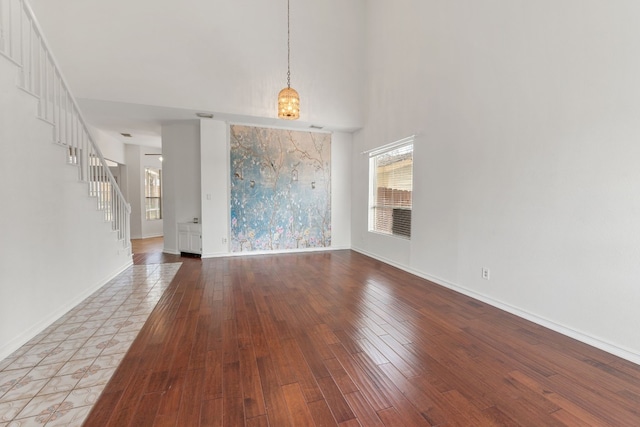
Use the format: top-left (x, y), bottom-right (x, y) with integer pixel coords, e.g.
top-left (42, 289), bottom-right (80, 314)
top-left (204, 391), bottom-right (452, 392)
top-left (367, 136), bottom-right (414, 239)
top-left (144, 167), bottom-right (163, 221)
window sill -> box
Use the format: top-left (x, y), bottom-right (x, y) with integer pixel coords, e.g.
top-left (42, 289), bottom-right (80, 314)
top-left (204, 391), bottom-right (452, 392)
top-left (367, 230), bottom-right (411, 241)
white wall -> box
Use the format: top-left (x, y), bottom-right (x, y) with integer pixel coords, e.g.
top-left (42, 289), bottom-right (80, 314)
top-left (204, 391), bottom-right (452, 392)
top-left (30, 0), bottom-right (366, 130)
top-left (166, 119), bottom-right (351, 257)
top-left (92, 126), bottom-right (126, 164)
top-left (125, 145), bottom-right (142, 239)
top-left (200, 120), bottom-right (229, 257)
top-left (124, 145), bottom-right (164, 239)
top-left (331, 132), bottom-right (352, 249)
top-left (352, 0), bottom-right (640, 363)
top-left (0, 58), bottom-right (131, 360)
top-left (162, 121), bottom-right (202, 253)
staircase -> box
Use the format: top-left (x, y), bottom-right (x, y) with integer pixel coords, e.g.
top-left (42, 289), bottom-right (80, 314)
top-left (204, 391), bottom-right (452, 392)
top-left (0, 0), bottom-right (131, 250)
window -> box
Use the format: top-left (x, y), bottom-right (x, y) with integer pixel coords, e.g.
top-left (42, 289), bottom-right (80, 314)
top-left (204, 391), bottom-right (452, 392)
top-left (145, 167), bottom-right (162, 220)
top-left (368, 137), bottom-right (414, 238)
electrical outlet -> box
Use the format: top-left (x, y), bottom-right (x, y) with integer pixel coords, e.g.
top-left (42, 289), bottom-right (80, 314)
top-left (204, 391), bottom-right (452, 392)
top-left (481, 268), bottom-right (490, 280)
top-left (222, 237), bottom-right (227, 244)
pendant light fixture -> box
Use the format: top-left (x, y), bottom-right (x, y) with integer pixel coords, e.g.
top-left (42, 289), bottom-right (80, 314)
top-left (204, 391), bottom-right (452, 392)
top-left (278, 0), bottom-right (300, 120)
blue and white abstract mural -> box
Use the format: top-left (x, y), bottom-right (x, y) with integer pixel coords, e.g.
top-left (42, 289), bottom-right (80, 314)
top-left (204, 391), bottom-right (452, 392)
top-left (230, 125), bottom-right (331, 252)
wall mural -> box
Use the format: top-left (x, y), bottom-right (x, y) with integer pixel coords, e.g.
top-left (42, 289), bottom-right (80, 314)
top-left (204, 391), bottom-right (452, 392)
top-left (230, 125), bottom-right (331, 252)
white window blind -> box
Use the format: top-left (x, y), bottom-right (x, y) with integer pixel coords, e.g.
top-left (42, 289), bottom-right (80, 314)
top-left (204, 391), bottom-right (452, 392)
top-left (368, 137), bottom-right (414, 238)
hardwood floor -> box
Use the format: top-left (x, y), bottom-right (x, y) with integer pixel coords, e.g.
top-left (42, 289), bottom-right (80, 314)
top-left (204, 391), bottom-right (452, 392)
top-left (131, 237), bottom-right (182, 265)
top-left (84, 249), bottom-right (640, 426)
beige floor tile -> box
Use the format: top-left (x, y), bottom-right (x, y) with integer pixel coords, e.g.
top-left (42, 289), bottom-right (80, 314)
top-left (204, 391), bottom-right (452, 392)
top-left (75, 367), bottom-right (117, 389)
top-left (82, 335), bottom-right (114, 350)
top-left (107, 311), bottom-right (130, 321)
top-left (98, 340), bottom-right (130, 356)
top-left (36, 332), bottom-right (68, 345)
top-left (79, 321), bottom-right (105, 333)
top-left (4, 348), bottom-right (29, 361)
top-left (91, 354), bottom-right (124, 371)
top-left (4, 355), bottom-right (44, 371)
top-left (0, 398), bottom-right (31, 422)
top-left (0, 368), bottom-right (31, 396)
top-left (27, 364), bottom-right (64, 382)
top-left (6, 415), bottom-right (44, 426)
top-left (0, 377), bottom-right (48, 402)
top-left (87, 311), bottom-right (112, 321)
top-left (93, 324), bottom-right (121, 337)
top-left (56, 360), bottom-right (94, 378)
top-left (0, 360), bottom-right (14, 372)
top-left (38, 349), bottom-right (77, 367)
top-left (67, 347), bottom-right (101, 362)
top-left (38, 375), bottom-right (80, 396)
top-left (63, 386), bottom-right (103, 408)
top-left (63, 315), bottom-right (91, 325)
top-left (55, 325), bottom-right (88, 337)
top-left (127, 314), bottom-right (150, 325)
top-left (14, 391), bottom-right (68, 420)
top-left (0, 262), bottom-right (181, 425)
top-left (44, 405), bottom-right (91, 427)
top-left (60, 327), bottom-right (94, 342)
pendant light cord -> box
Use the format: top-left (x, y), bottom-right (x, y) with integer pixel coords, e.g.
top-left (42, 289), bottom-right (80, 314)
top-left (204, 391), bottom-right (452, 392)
top-left (287, 0), bottom-right (291, 89)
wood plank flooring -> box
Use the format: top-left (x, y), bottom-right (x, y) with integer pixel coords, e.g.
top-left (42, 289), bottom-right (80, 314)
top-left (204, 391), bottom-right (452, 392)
top-left (83, 249), bottom-right (640, 426)
top-left (131, 237), bottom-right (182, 265)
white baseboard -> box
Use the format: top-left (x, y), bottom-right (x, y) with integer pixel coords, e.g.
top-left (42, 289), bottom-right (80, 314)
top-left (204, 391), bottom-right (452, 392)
top-left (142, 233), bottom-right (164, 239)
top-left (202, 245), bottom-right (350, 259)
top-left (351, 246), bottom-right (640, 366)
top-left (0, 260), bottom-right (133, 361)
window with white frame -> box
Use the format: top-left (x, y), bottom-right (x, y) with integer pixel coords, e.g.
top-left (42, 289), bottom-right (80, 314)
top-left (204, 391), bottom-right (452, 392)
top-left (368, 137), bottom-right (414, 238)
top-left (145, 167), bottom-right (162, 220)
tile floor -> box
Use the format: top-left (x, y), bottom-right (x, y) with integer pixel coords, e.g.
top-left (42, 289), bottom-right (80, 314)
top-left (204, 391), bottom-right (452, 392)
top-left (0, 263), bottom-right (182, 426)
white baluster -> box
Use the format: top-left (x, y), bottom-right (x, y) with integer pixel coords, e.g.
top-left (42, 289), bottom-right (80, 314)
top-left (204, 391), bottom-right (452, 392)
top-left (0, 0), bottom-right (5, 54)
top-left (7, 0), bottom-right (131, 250)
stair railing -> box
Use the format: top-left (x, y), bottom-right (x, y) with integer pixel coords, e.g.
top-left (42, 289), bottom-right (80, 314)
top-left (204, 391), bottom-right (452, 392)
top-left (0, 0), bottom-right (131, 249)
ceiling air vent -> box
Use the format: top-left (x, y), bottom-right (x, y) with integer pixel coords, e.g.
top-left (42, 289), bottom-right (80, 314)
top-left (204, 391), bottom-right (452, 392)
top-left (120, 133), bottom-right (132, 138)
top-left (310, 125), bottom-right (324, 130)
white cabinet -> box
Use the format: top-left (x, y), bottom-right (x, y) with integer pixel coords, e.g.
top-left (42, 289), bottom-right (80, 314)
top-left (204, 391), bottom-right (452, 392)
top-left (178, 223), bottom-right (202, 255)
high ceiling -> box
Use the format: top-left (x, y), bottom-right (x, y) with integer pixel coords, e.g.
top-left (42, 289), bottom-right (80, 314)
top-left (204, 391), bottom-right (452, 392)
top-left (30, 0), bottom-right (367, 147)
